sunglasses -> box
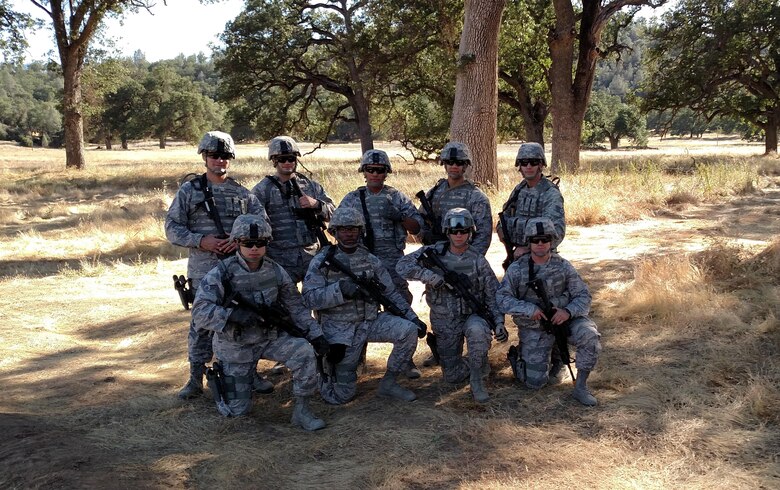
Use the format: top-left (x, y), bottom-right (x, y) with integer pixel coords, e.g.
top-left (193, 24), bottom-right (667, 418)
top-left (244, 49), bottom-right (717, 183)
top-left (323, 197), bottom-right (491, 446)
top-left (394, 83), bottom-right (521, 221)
top-left (528, 236), bottom-right (552, 244)
top-left (239, 239), bottom-right (269, 248)
top-left (336, 226), bottom-right (361, 232)
top-left (363, 166), bottom-right (387, 174)
top-left (442, 160), bottom-right (469, 167)
top-left (516, 159), bottom-right (542, 167)
top-left (205, 152), bottom-right (233, 160)
top-left (448, 229), bottom-right (470, 235)
top-left (274, 155), bottom-right (297, 163)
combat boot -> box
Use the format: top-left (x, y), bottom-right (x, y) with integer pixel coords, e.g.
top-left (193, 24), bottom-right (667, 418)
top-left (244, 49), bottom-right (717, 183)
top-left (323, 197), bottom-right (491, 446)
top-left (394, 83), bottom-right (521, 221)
top-left (253, 372), bottom-right (274, 394)
top-left (422, 355), bottom-right (439, 367)
top-left (405, 361), bottom-right (422, 379)
top-left (178, 363), bottom-right (204, 399)
top-left (572, 369), bottom-right (597, 406)
top-left (470, 368), bottom-right (490, 403)
top-left (547, 359), bottom-right (565, 386)
top-left (377, 371), bottom-right (417, 401)
top-left (291, 396), bottom-right (326, 431)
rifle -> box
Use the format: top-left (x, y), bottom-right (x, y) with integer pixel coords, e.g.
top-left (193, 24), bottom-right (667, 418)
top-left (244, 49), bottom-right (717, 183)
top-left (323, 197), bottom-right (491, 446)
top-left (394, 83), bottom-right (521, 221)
top-left (290, 178), bottom-right (330, 247)
top-left (419, 247), bottom-right (497, 332)
top-left (498, 212), bottom-right (516, 271)
top-left (415, 190), bottom-right (444, 245)
top-left (205, 361), bottom-right (228, 404)
top-left (426, 332), bottom-right (440, 365)
top-left (526, 277), bottom-right (576, 382)
top-left (173, 274), bottom-right (194, 310)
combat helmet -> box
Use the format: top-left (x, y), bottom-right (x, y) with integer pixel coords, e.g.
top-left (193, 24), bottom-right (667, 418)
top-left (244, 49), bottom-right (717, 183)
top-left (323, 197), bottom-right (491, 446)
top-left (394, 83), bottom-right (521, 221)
top-left (268, 136), bottom-right (301, 160)
top-left (198, 131), bottom-right (236, 159)
top-left (442, 207), bottom-right (476, 235)
top-left (515, 142), bottom-right (546, 166)
top-left (524, 217), bottom-right (557, 241)
top-left (358, 149), bottom-right (392, 173)
top-left (439, 142), bottom-right (472, 165)
top-left (230, 214), bottom-right (273, 242)
top-left (327, 207), bottom-right (365, 235)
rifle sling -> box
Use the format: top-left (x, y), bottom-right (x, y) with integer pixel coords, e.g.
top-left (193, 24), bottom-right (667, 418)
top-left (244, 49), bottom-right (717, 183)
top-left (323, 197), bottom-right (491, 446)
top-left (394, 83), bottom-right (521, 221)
top-left (197, 173), bottom-right (227, 237)
top-left (358, 189), bottom-right (375, 252)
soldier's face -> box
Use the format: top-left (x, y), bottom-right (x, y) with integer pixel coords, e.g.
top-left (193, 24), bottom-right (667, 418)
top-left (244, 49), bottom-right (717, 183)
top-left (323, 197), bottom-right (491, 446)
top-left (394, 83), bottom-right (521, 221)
top-left (448, 229), bottom-right (470, 248)
top-left (363, 166), bottom-right (388, 189)
top-left (518, 159), bottom-right (543, 181)
top-left (239, 240), bottom-right (267, 264)
top-left (335, 226), bottom-right (361, 248)
top-left (529, 235), bottom-right (552, 257)
top-left (274, 154), bottom-right (297, 175)
top-left (444, 161), bottom-right (468, 180)
top-left (204, 153), bottom-right (231, 175)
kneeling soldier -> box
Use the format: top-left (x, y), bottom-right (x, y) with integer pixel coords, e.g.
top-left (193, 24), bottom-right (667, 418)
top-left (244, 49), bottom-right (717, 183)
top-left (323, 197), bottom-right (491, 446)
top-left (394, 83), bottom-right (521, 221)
top-left (192, 214), bottom-right (329, 430)
top-left (302, 207), bottom-right (427, 404)
top-left (397, 208), bottom-right (508, 403)
top-left (496, 217), bottom-right (601, 406)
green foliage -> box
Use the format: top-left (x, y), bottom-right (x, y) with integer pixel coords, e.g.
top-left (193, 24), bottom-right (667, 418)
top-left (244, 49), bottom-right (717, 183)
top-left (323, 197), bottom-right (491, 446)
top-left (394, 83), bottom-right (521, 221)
top-left (584, 91), bottom-right (647, 148)
top-left (0, 62), bottom-right (62, 146)
top-left (0, 0), bottom-right (36, 63)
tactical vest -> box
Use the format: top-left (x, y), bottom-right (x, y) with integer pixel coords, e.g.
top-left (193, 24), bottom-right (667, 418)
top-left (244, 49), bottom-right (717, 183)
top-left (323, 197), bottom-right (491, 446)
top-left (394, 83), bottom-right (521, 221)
top-left (426, 245), bottom-right (480, 316)
top-left (187, 177), bottom-right (251, 237)
top-left (218, 256), bottom-right (286, 343)
top-left (317, 246), bottom-right (378, 324)
top-left (503, 177), bottom-right (557, 219)
top-left (261, 175), bottom-right (317, 248)
top-left (429, 179), bottom-right (478, 221)
top-left (358, 186), bottom-right (404, 255)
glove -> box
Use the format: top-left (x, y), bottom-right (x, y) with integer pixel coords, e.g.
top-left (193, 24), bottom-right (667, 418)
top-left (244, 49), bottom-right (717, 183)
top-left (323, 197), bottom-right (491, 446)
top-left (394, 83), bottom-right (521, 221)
top-left (494, 323), bottom-right (508, 343)
top-left (443, 270), bottom-right (462, 286)
top-left (227, 307), bottom-right (261, 329)
top-left (413, 318), bottom-right (427, 339)
top-left (339, 279), bottom-right (361, 299)
top-left (309, 335), bottom-right (331, 357)
top-left (384, 204), bottom-right (403, 222)
top-left (429, 274), bottom-right (446, 290)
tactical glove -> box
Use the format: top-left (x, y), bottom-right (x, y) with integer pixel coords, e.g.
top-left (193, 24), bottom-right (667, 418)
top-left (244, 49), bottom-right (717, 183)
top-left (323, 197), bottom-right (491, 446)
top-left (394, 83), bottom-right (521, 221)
top-left (413, 318), bottom-right (427, 339)
top-left (227, 307), bottom-right (260, 329)
top-left (339, 279), bottom-right (361, 299)
top-left (384, 205), bottom-right (403, 222)
top-left (309, 335), bottom-right (331, 357)
top-left (494, 324), bottom-right (509, 343)
top-left (429, 274), bottom-right (446, 290)
top-left (443, 270), bottom-right (462, 286)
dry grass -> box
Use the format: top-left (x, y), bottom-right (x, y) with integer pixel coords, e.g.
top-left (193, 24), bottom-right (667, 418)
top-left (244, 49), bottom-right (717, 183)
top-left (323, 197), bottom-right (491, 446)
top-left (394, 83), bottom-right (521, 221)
top-left (0, 136), bottom-right (779, 488)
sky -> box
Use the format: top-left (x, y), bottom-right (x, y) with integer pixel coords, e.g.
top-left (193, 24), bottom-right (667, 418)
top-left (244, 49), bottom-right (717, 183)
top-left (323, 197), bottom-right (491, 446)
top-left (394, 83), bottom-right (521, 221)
top-left (13, 0), bottom-right (245, 62)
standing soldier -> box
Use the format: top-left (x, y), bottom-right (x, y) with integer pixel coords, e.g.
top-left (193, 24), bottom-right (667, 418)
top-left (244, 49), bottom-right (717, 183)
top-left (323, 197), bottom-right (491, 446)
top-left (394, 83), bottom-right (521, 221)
top-left (191, 214), bottom-right (329, 430)
top-left (302, 207), bottom-right (427, 404)
top-left (165, 131), bottom-right (273, 399)
top-left (397, 208), bottom-right (508, 403)
top-left (496, 218), bottom-right (601, 406)
top-left (251, 136), bottom-right (336, 283)
top-left (498, 142), bottom-right (565, 265)
top-left (416, 141), bottom-right (493, 367)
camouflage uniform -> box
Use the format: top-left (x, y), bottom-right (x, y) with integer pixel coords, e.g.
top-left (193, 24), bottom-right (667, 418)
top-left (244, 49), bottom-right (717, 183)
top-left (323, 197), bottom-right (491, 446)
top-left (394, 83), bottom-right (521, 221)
top-left (396, 242), bottom-right (504, 384)
top-left (339, 186), bottom-right (423, 303)
top-left (496, 251), bottom-right (601, 391)
top-left (252, 174), bottom-right (335, 282)
top-left (302, 244), bottom-right (421, 404)
top-left (191, 253), bottom-right (321, 417)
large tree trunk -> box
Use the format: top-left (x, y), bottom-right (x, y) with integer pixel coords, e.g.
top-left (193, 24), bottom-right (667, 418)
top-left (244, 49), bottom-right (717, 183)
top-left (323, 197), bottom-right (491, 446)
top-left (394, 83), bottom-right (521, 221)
top-left (498, 72), bottom-right (548, 145)
top-left (350, 91), bottom-right (374, 154)
top-left (609, 134), bottom-right (619, 149)
top-left (765, 109), bottom-right (778, 155)
top-left (159, 136), bottom-right (166, 149)
top-left (61, 49), bottom-right (85, 169)
top-left (450, 0), bottom-right (505, 189)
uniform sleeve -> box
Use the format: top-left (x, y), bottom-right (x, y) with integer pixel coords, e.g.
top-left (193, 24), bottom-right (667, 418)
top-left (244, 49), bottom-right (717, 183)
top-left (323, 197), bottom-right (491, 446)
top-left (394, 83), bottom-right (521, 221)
top-left (301, 253), bottom-right (348, 310)
top-left (396, 191), bottom-right (424, 228)
top-left (311, 180), bottom-right (336, 221)
top-left (496, 262), bottom-right (539, 319)
top-left (165, 183), bottom-right (203, 249)
top-left (338, 191), bottom-right (360, 210)
top-left (372, 255), bottom-right (418, 322)
top-left (191, 266), bottom-right (230, 333)
top-left (542, 187), bottom-right (566, 249)
top-left (477, 256), bottom-right (505, 326)
top-left (395, 247), bottom-right (441, 285)
top-left (277, 265), bottom-right (323, 339)
top-left (469, 189), bottom-right (493, 255)
top-left (560, 259), bottom-right (591, 317)
top-left (251, 180), bottom-right (270, 208)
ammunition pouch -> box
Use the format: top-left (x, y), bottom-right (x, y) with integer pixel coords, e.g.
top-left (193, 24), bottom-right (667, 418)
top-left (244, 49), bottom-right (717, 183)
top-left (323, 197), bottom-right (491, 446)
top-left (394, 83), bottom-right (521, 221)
top-left (206, 364), bottom-right (252, 404)
top-left (173, 275), bottom-right (195, 310)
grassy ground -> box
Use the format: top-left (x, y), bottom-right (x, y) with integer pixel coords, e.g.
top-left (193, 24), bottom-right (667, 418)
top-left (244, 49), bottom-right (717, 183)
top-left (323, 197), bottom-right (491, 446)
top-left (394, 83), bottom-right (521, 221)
top-left (0, 137), bottom-right (778, 488)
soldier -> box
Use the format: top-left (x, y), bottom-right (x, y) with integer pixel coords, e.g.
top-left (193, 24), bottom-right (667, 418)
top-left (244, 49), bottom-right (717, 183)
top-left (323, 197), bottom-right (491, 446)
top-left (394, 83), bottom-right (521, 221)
top-left (397, 208), bottom-right (507, 403)
top-left (165, 131), bottom-right (273, 399)
top-left (417, 141), bottom-right (493, 367)
top-left (191, 214), bottom-right (328, 430)
top-left (498, 142), bottom-right (565, 262)
top-left (251, 136), bottom-right (336, 283)
top-left (302, 207), bottom-right (427, 404)
top-left (496, 217), bottom-right (601, 406)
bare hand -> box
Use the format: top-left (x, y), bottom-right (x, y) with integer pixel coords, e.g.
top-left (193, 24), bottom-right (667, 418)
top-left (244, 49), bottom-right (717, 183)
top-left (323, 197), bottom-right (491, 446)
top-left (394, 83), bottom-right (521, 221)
top-left (530, 308), bottom-right (547, 322)
top-left (219, 240), bottom-right (238, 254)
top-left (299, 195), bottom-right (319, 208)
top-left (200, 234), bottom-right (230, 253)
top-left (551, 307), bottom-right (571, 325)
top-left (514, 246), bottom-right (529, 258)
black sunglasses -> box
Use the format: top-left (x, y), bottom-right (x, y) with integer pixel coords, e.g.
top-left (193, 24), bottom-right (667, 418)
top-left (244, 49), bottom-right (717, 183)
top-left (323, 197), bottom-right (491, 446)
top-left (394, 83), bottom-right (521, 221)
top-left (363, 166), bottom-right (387, 174)
top-left (442, 160), bottom-right (469, 167)
top-left (239, 239), bottom-right (269, 248)
top-left (528, 236), bottom-right (551, 244)
top-left (206, 152), bottom-right (233, 160)
top-left (516, 159), bottom-right (542, 167)
top-left (275, 155), bottom-right (297, 163)
top-left (448, 229), bottom-right (470, 235)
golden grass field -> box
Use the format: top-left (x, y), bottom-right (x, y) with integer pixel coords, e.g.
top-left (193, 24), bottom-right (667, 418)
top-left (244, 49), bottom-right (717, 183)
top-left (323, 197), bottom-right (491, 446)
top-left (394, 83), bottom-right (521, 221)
top-left (0, 136), bottom-right (778, 488)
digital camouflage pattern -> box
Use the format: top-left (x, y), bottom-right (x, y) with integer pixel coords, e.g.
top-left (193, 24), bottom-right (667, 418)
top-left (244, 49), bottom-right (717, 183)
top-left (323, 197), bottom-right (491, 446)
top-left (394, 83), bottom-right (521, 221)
top-left (396, 243), bottom-right (504, 383)
top-left (496, 254), bottom-right (601, 388)
top-left (418, 179), bottom-right (493, 255)
top-left (267, 136), bottom-right (301, 159)
top-left (302, 245), bottom-right (420, 404)
top-left (327, 206), bottom-right (364, 231)
top-left (229, 213), bottom-right (273, 241)
top-left (439, 141), bottom-right (472, 162)
top-left (252, 174), bottom-right (335, 283)
top-left (197, 131), bottom-right (236, 158)
top-left (339, 186), bottom-right (423, 302)
top-left (515, 142), bottom-right (545, 163)
top-left (524, 217), bottom-right (558, 240)
top-left (191, 253), bottom-right (321, 416)
top-left (500, 176), bottom-right (565, 250)
top-left (359, 149), bottom-right (392, 172)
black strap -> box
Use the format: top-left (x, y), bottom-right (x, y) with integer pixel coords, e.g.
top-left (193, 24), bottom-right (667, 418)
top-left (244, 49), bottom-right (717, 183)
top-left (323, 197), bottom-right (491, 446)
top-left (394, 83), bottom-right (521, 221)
top-left (528, 254), bottom-right (536, 282)
top-left (266, 175), bottom-right (293, 199)
top-left (426, 179), bottom-right (445, 204)
top-left (502, 181), bottom-right (526, 213)
top-left (358, 189), bottom-right (375, 252)
top-left (198, 173), bottom-right (227, 237)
